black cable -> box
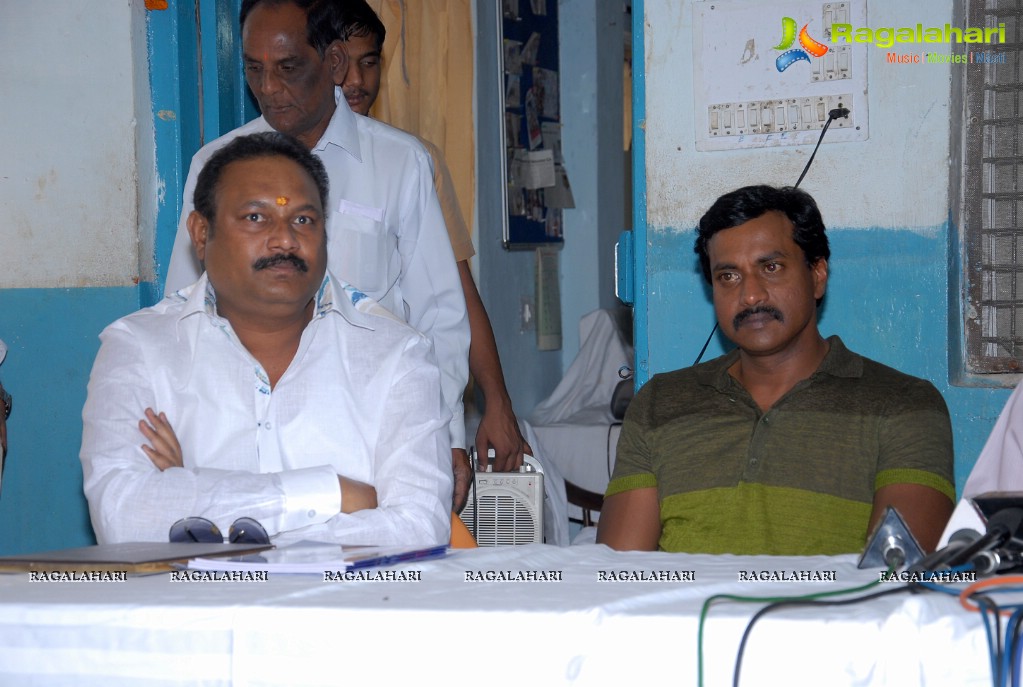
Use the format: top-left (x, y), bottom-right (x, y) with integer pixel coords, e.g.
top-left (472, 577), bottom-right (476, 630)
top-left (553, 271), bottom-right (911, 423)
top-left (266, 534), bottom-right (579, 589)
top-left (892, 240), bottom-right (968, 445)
top-left (732, 584), bottom-right (912, 687)
top-left (693, 322), bottom-right (718, 366)
top-left (467, 448), bottom-right (479, 538)
top-left (606, 421), bottom-right (621, 480)
top-left (793, 107), bottom-right (849, 189)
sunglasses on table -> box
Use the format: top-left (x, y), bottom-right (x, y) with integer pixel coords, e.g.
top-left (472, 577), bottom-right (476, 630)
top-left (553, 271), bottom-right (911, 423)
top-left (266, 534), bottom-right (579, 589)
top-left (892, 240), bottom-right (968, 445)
top-left (168, 516), bottom-right (270, 545)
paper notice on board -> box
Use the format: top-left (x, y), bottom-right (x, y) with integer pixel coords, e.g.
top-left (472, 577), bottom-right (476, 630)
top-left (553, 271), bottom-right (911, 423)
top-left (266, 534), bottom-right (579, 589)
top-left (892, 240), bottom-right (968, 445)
top-left (541, 122), bottom-right (562, 162)
top-left (533, 67), bottom-right (560, 120)
top-left (503, 39), bottom-right (522, 75)
top-left (544, 165), bottom-right (575, 208)
top-left (505, 74), bottom-right (521, 109)
top-left (525, 89), bottom-right (542, 149)
top-left (512, 149), bottom-right (556, 190)
top-left (522, 32), bottom-right (542, 66)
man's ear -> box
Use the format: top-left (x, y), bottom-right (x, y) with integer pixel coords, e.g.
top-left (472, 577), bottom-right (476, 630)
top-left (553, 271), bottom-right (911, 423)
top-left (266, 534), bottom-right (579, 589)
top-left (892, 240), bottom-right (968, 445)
top-left (327, 39), bottom-right (349, 86)
top-left (811, 257), bottom-right (829, 301)
top-left (186, 211), bottom-right (210, 263)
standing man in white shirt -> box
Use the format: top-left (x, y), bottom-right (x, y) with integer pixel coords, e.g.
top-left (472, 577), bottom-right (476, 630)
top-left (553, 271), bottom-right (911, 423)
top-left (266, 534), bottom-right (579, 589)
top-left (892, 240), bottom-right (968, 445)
top-left (164, 0), bottom-right (471, 509)
top-left (338, 1), bottom-right (532, 473)
top-left (82, 132), bottom-right (452, 545)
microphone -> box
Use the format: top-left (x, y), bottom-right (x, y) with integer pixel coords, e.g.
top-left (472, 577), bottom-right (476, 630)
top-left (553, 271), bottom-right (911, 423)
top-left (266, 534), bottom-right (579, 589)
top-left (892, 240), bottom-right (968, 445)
top-left (970, 547), bottom-right (1023, 576)
top-left (910, 528), bottom-right (981, 573)
top-left (946, 507), bottom-right (1023, 569)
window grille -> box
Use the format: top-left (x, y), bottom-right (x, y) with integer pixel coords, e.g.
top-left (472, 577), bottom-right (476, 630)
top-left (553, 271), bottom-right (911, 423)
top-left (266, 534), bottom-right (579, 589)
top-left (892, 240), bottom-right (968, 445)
top-left (964, 2), bottom-right (1023, 373)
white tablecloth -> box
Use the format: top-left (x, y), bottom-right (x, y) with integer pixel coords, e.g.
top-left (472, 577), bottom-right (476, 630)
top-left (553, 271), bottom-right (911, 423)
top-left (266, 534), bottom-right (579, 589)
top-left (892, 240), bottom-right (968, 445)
top-left (0, 544), bottom-right (990, 686)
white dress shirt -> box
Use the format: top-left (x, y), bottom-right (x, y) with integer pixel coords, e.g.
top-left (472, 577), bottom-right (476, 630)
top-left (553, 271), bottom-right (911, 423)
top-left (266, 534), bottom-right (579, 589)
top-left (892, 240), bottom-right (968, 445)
top-left (964, 382), bottom-right (1023, 496)
top-left (165, 92), bottom-right (469, 447)
top-left (81, 273), bottom-right (453, 546)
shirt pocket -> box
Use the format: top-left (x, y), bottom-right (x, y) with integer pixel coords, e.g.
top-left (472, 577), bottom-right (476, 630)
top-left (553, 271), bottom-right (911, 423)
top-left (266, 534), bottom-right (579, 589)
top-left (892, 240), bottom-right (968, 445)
top-left (331, 200), bottom-right (387, 293)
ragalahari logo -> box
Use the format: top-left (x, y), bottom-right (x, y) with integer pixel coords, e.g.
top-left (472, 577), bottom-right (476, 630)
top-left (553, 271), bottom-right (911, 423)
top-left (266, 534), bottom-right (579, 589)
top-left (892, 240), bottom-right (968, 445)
top-left (773, 17), bottom-right (829, 72)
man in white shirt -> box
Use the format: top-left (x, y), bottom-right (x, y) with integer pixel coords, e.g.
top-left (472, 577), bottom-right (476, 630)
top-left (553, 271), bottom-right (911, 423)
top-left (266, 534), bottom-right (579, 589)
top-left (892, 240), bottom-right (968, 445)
top-left (338, 0), bottom-right (532, 474)
top-left (163, 0), bottom-right (470, 508)
top-left (964, 383), bottom-right (1023, 496)
top-left (81, 132), bottom-right (452, 545)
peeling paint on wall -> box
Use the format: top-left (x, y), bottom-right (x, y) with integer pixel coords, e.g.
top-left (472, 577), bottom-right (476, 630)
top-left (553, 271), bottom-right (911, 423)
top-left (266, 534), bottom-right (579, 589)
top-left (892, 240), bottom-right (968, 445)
top-left (0, 4), bottom-right (141, 288)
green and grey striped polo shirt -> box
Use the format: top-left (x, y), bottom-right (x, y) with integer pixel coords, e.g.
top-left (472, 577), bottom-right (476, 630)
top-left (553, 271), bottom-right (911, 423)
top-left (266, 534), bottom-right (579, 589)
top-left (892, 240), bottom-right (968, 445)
top-left (607, 336), bottom-right (955, 555)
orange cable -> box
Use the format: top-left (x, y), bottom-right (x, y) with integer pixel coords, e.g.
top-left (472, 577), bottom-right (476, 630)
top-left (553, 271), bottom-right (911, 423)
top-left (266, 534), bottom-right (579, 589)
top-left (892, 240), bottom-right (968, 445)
top-left (959, 575), bottom-right (1023, 614)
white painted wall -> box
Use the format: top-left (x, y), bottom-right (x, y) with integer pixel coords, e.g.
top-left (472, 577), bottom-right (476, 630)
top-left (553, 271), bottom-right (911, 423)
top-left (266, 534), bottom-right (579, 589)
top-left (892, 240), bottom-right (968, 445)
top-left (644, 0), bottom-right (952, 233)
top-left (0, 2), bottom-right (151, 288)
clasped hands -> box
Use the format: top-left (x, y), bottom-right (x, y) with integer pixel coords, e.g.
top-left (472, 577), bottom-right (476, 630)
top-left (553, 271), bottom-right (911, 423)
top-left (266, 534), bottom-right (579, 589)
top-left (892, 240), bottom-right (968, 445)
top-left (138, 408), bottom-right (377, 513)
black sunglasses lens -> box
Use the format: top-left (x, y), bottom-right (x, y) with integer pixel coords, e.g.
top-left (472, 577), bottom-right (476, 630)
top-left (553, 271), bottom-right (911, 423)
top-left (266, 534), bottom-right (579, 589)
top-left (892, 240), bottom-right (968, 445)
top-left (228, 517), bottom-right (270, 545)
top-left (169, 517), bottom-right (223, 543)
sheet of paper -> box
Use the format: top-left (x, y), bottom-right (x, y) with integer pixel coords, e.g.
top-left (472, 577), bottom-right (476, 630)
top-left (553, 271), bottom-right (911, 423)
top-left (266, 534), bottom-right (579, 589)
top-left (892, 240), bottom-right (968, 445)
top-left (533, 67), bottom-right (560, 120)
top-left (503, 39), bottom-right (523, 75)
top-left (544, 164), bottom-right (575, 208)
top-left (512, 149), bottom-right (556, 189)
top-left (526, 89), bottom-right (542, 149)
top-left (521, 32), bottom-right (542, 66)
top-left (541, 122), bottom-right (562, 162)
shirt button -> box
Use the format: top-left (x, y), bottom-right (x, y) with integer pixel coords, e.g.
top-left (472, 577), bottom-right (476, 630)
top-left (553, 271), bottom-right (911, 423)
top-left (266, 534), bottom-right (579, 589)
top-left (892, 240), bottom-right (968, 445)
top-left (307, 510), bottom-right (316, 518)
top-left (264, 422), bottom-right (272, 430)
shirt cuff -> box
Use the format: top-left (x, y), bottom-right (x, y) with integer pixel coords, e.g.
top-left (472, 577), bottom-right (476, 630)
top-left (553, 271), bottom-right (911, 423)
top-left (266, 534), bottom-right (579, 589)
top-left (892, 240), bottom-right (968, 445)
top-left (448, 403), bottom-right (465, 449)
top-left (277, 466), bottom-right (342, 532)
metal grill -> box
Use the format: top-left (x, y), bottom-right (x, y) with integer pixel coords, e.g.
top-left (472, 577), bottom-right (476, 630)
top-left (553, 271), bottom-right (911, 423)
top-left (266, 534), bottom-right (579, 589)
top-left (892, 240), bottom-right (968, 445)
top-left (462, 494), bottom-right (539, 546)
top-left (966, 2), bottom-right (1023, 372)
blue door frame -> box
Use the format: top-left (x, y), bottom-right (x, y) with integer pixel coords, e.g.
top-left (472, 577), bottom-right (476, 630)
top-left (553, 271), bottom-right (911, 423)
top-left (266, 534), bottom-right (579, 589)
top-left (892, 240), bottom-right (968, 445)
top-left (617, 0), bottom-right (650, 387)
top-left (146, 0), bottom-right (256, 304)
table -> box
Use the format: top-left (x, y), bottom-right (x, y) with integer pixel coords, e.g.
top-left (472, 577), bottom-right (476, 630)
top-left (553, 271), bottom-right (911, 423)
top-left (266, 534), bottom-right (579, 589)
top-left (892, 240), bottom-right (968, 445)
top-left (0, 544), bottom-right (991, 686)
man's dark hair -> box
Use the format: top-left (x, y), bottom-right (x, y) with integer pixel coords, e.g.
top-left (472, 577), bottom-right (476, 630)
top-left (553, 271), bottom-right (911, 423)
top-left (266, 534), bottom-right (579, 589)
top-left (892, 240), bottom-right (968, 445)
top-left (193, 132), bottom-right (330, 230)
top-left (694, 185), bottom-right (830, 283)
top-left (240, 0), bottom-right (340, 56)
top-left (334, 0), bottom-right (386, 49)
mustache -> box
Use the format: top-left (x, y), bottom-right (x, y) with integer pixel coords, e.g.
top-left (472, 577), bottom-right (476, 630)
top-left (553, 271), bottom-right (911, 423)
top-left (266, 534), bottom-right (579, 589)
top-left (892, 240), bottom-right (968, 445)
top-left (733, 305), bottom-right (783, 330)
top-left (253, 253), bottom-right (308, 272)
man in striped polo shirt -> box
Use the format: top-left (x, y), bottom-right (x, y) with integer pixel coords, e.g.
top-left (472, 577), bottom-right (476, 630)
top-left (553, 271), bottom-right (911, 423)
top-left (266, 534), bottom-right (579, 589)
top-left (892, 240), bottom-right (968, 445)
top-left (597, 185), bottom-right (954, 555)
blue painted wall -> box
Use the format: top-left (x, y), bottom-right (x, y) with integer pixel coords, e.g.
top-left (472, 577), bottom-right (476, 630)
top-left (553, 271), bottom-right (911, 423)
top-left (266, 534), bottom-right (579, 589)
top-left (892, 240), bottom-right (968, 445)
top-left (0, 288), bottom-right (140, 554)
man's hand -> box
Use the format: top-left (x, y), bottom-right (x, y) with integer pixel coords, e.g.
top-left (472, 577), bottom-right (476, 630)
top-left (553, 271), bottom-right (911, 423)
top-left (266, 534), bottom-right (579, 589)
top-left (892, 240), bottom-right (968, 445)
top-left (139, 408), bottom-right (183, 471)
top-left (338, 476), bottom-right (378, 513)
top-left (475, 405), bottom-right (531, 472)
top-left (452, 448), bottom-right (472, 513)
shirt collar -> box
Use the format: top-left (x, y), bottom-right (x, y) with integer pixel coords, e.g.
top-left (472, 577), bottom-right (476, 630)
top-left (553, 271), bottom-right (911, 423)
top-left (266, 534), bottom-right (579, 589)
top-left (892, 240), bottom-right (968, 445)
top-left (696, 334), bottom-right (861, 393)
top-left (310, 88), bottom-right (362, 162)
top-left (175, 272), bottom-right (376, 332)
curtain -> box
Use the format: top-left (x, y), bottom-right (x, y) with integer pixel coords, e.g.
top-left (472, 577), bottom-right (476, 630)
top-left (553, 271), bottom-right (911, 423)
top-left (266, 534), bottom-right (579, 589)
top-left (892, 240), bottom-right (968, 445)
top-left (367, 0), bottom-right (476, 236)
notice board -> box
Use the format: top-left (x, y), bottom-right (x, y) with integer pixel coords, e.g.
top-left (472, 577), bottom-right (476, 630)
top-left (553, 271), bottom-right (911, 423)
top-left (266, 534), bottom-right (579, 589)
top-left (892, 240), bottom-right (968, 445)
top-left (500, 0), bottom-right (571, 249)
